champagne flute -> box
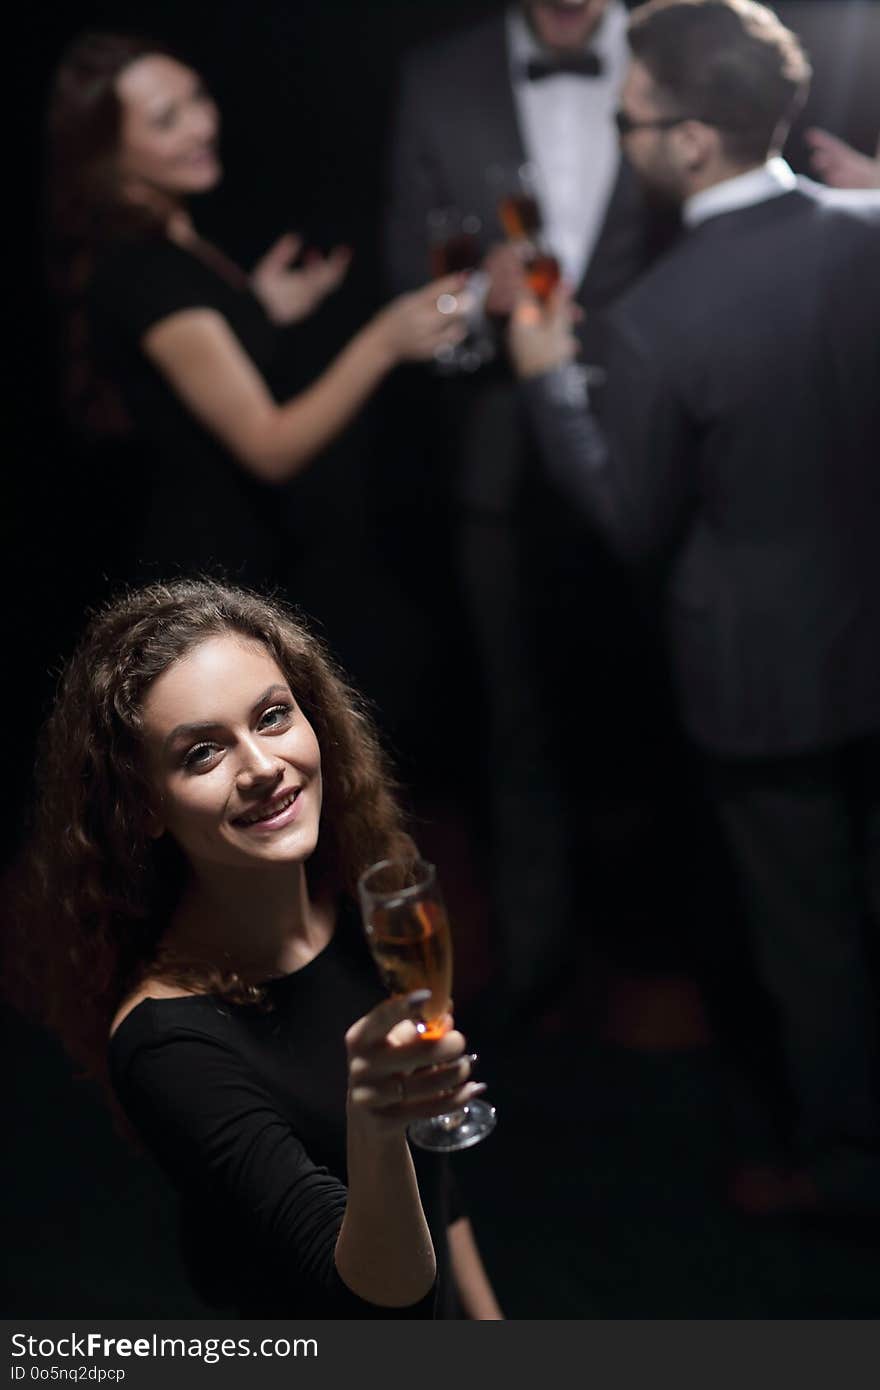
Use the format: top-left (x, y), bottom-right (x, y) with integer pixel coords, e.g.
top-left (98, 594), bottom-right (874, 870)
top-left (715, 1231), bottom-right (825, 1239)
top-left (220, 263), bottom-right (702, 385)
top-left (357, 856), bottom-right (497, 1152)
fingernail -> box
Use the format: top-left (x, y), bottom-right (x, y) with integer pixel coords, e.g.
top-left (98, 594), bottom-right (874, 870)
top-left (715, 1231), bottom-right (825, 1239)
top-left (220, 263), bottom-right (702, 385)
top-left (466, 1052), bottom-right (479, 1067)
top-left (407, 989), bottom-right (431, 1007)
top-left (467, 1082), bottom-right (488, 1096)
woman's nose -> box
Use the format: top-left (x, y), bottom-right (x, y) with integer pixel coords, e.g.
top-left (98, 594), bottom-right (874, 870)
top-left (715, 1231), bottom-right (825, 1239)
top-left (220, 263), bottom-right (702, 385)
top-left (235, 737), bottom-right (280, 788)
top-left (190, 101), bottom-right (218, 142)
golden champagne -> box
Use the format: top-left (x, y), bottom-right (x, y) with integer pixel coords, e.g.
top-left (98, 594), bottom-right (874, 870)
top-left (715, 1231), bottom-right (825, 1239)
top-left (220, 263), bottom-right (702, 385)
top-left (358, 857), bottom-right (496, 1151)
top-left (366, 898), bottom-right (453, 1039)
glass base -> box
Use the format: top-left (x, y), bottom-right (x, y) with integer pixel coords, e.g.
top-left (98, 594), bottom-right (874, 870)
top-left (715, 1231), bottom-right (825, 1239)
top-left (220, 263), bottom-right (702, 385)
top-left (432, 335), bottom-right (496, 376)
top-left (407, 1100), bottom-right (497, 1153)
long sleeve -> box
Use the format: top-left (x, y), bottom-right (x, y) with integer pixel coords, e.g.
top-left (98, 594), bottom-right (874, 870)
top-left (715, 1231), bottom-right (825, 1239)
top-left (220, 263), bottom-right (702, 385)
top-left (520, 314), bottom-right (697, 565)
top-left (114, 1026), bottom-right (434, 1317)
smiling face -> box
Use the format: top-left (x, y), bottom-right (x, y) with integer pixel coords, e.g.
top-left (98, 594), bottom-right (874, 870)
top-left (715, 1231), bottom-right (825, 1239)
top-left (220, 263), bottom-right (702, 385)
top-left (141, 634), bottom-right (322, 876)
top-left (115, 53), bottom-right (221, 200)
top-left (524, 0), bottom-right (609, 52)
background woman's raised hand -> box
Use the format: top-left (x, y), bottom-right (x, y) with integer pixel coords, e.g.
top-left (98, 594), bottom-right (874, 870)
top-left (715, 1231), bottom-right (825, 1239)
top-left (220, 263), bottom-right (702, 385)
top-left (805, 128), bottom-right (880, 191)
top-left (250, 231), bottom-right (353, 324)
top-left (371, 273), bottom-right (471, 364)
top-left (345, 989), bottom-right (483, 1136)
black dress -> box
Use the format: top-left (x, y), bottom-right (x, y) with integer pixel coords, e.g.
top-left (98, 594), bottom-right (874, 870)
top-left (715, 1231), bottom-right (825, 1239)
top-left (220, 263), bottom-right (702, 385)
top-left (108, 902), bottom-right (463, 1318)
top-left (88, 234), bottom-right (286, 590)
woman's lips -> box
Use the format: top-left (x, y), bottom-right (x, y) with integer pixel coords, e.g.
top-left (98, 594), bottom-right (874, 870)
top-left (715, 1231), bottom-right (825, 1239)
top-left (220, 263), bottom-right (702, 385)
top-left (233, 787), bottom-right (303, 831)
top-left (182, 146), bottom-right (218, 171)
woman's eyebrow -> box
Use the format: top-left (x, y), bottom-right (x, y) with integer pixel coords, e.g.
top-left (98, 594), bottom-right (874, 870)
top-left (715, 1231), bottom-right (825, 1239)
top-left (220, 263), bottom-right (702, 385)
top-left (147, 77), bottom-right (203, 117)
top-left (251, 683), bottom-right (292, 709)
top-left (163, 719), bottom-right (221, 752)
top-left (162, 685), bottom-right (291, 751)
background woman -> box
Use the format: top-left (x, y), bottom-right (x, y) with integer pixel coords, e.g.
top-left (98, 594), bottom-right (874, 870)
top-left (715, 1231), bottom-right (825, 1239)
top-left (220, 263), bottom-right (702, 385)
top-left (21, 577), bottom-right (502, 1318)
top-left (45, 33), bottom-right (467, 590)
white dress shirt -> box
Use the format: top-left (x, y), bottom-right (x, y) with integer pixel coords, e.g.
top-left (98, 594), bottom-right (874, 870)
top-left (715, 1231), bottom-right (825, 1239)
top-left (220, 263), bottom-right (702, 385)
top-left (684, 156), bottom-right (798, 227)
top-left (506, 2), bottom-right (629, 289)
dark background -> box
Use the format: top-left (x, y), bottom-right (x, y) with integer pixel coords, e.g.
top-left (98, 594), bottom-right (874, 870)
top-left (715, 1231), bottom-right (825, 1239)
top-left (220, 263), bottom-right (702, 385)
top-left (3, 0), bottom-right (880, 1319)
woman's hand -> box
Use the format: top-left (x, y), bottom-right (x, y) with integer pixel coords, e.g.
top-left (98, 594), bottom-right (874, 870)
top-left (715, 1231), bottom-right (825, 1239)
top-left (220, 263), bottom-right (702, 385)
top-left (805, 128), bottom-right (880, 191)
top-left (251, 232), bottom-right (352, 325)
top-left (346, 989), bottom-right (483, 1135)
top-left (370, 274), bottom-right (471, 365)
top-left (483, 241), bottom-right (527, 317)
top-left (508, 281), bottom-right (579, 379)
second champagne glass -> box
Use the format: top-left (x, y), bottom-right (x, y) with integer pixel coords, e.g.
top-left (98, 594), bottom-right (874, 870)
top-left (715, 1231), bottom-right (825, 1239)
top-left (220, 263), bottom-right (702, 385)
top-left (425, 207), bottom-right (494, 374)
top-left (488, 161), bottom-right (563, 305)
top-left (357, 856), bottom-right (497, 1152)
top-left (488, 160), bottom-right (544, 243)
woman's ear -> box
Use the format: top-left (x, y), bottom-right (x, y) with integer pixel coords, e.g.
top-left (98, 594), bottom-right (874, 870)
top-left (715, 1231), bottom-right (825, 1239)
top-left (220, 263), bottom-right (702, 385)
top-left (144, 806), bottom-right (165, 840)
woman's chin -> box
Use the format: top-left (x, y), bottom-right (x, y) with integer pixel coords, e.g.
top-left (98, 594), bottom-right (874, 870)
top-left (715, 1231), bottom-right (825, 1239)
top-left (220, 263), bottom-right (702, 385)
top-left (232, 826), bottom-right (320, 866)
top-left (183, 162), bottom-right (223, 195)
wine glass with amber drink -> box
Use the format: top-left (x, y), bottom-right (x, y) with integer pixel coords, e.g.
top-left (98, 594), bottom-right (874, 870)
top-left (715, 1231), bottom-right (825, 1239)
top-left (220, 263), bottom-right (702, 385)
top-left (426, 207), bottom-right (494, 373)
top-left (490, 161), bottom-right (562, 305)
top-left (523, 246), bottom-right (561, 303)
top-left (491, 160), bottom-right (543, 244)
top-left (427, 207), bottom-right (482, 278)
top-left (357, 857), bottom-right (497, 1152)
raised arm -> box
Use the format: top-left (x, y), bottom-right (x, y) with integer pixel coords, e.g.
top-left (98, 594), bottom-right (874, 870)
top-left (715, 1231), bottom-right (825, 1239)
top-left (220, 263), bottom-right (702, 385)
top-left (805, 128), bottom-right (880, 191)
top-left (338, 990), bottom-right (482, 1307)
top-left (509, 289), bottom-right (696, 564)
top-left (114, 991), bottom-right (481, 1313)
top-left (142, 275), bottom-right (467, 485)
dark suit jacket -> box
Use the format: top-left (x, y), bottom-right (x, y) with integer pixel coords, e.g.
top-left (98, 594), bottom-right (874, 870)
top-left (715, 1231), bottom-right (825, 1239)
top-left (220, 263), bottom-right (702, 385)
top-left (522, 184), bottom-right (880, 757)
top-left (384, 11), bottom-right (657, 312)
top-left (383, 10), bottom-right (673, 514)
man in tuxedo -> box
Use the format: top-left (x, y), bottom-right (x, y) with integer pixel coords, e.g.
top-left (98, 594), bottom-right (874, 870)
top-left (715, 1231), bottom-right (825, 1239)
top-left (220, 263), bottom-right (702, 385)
top-left (510, 0), bottom-right (880, 1207)
top-left (384, 1), bottom-right (679, 1030)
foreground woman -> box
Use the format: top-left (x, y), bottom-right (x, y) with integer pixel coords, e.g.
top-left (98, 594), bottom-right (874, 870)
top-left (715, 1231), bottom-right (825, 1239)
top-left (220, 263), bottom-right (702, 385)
top-left (24, 578), bottom-right (502, 1317)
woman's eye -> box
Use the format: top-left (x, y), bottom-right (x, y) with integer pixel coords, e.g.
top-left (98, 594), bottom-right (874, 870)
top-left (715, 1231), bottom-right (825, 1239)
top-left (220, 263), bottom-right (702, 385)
top-left (182, 742), bottom-right (219, 770)
top-left (152, 108), bottom-right (178, 131)
top-left (259, 703), bottom-right (293, 730)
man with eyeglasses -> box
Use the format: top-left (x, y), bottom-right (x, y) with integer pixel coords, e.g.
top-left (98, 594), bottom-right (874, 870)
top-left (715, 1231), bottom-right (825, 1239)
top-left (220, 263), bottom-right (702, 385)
top-left (510, 0), bottom-right (880, 1215)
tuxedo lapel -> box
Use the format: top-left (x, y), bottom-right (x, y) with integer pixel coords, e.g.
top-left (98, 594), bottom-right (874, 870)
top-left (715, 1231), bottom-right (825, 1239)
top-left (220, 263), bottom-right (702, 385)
top-left (576, 156), bottom-right (656, 307)
top-left (432, 17), bottom-right (529, 240)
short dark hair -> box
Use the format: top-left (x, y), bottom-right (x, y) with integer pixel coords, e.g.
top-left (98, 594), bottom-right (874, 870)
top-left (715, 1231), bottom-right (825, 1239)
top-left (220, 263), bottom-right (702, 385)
top-left (628, 0), bottom-right (812, 164)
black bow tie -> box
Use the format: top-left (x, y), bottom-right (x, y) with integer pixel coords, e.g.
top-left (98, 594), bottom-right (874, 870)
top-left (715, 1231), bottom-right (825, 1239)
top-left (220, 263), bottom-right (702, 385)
top-left (525, 51), bottom-right (603, 82)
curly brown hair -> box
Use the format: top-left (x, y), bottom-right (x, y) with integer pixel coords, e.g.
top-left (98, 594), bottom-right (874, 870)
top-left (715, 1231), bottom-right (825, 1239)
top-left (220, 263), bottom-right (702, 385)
top-left (17, 577), bottom-right (413, 1094)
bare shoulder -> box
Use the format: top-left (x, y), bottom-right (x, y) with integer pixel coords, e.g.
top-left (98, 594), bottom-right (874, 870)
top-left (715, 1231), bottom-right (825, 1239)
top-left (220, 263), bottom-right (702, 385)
top-left (110, 979), bottom-right (200, 1039)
